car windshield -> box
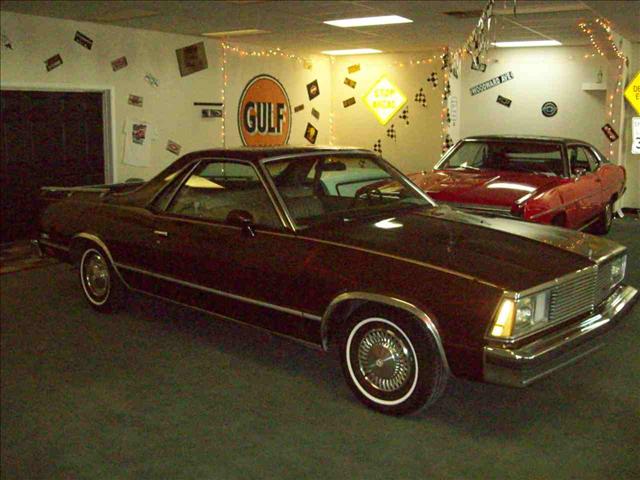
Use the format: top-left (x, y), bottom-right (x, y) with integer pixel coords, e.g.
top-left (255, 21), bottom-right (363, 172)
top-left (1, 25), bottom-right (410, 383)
top-left (263, 154), bottom-right (433, 227)
top-left (439, 140), bottom-right (565, 176)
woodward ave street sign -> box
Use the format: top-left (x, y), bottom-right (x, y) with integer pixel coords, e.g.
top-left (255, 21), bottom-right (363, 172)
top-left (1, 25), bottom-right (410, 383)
top-left (470, 72), bottom-right (514, 96)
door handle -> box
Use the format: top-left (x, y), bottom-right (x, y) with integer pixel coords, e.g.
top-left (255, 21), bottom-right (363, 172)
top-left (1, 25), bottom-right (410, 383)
top-left (153, 230), bottom-right (168, 237)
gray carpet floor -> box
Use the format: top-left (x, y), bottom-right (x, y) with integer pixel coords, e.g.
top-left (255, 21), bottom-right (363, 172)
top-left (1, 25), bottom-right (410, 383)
top-left (2, 218), bottom-right (639, 480)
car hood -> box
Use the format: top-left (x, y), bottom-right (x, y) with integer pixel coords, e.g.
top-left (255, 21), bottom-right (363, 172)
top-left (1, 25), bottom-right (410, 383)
top-left (302, 205), bottom-right (623, 292)
top-left (408, 169), bottom-right (561, 207)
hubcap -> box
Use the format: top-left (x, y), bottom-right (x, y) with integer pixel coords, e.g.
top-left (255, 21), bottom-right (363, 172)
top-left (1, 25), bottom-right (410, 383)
top-left (357, 328), bottom-right (413, 392)
top-left (84, 252), bottom-right (110, 299)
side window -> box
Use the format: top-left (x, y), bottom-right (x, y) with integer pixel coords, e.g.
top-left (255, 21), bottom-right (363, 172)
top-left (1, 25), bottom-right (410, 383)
top-left (568, 146), bottom-right (594, 174)
top-left (166, 160), bottom-right (281, 228)
top-left (582, 147), bottom-right (600, 172)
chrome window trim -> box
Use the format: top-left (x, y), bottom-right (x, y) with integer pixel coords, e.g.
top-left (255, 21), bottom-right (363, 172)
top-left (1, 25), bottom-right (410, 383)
top-left (161, 157), bottom-right (290, 230)
top-left (115, 262), bottom-right (321, 322)
top-left (320, 292), bottom-right (450, 372)
top-left (259, 150), bottom-right (436, 231)
top-left (146, 159), bottom-right (202, 209)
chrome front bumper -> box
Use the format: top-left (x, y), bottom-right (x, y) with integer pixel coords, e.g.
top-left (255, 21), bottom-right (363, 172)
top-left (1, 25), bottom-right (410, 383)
top-left (483, 284), bottom-right (638, 387)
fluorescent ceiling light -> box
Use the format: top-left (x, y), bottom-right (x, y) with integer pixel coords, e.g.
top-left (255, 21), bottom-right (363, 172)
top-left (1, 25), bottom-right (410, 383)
top-left (492, 40), bottom-right (562, 48)
top-left (202, 29), bottom-right (269, 37)
top-left (324, 15), bottom-right (412, 28)
top-left (321, 48), bottom-right (382, 56)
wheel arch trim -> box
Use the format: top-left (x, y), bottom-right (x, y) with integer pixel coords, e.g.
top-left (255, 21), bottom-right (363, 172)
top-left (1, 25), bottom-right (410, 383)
top-left (71, 232), bottom-right (131, 288)
top-left (321, 292), bottom-right (450, 373)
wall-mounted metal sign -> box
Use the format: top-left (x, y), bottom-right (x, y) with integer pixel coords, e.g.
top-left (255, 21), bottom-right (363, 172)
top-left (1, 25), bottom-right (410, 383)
top-left (469, 71), bottom-right (514, 96)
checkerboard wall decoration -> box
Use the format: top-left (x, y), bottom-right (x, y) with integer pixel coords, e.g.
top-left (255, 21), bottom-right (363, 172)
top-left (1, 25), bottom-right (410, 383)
top-left (386, 124), bottom-right (397, 141)
top-left (414, 88), bottom-right (427, 107)
top-left (398, 106), bottom-right (409, 125)
top-left (427, 72), bottom-right (438, 88)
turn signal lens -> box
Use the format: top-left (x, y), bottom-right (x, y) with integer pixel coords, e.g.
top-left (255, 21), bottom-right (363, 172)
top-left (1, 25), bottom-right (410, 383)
top-left (491, 291), bottom-right (551, 340)
top-left (491, 299), bottom-right (515, 338)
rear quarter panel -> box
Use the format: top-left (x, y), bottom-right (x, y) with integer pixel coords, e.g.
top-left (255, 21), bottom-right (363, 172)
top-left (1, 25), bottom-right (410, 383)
top-left (599, 164), bottom-right (626, 202)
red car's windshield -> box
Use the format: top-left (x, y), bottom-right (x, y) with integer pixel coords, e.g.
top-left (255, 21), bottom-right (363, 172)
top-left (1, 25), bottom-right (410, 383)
top-left (438, 141), bottom-right (565, 176)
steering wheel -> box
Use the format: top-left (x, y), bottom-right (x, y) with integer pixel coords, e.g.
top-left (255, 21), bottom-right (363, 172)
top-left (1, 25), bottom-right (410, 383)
top-left (351, 184), bottom-right (384, 208)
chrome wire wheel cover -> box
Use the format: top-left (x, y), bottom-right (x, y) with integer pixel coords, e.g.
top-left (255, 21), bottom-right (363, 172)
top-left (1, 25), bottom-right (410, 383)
top-left (357, 328), bottom-right (413, 392)
top-left (83, 251), bottom-right (110, 300)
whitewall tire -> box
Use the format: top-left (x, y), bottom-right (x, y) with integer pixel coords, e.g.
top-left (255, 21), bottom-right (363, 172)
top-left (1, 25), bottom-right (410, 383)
top-left (339, 306), bottom-right (448, 415)
top-left (79, 246), bottom-right (124, 312)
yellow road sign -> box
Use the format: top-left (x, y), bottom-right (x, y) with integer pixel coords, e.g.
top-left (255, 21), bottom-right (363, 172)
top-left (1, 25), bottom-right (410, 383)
top-left (624, 70), bottom-right (640, 115)
top-left (363, 76), bottom-right (407, 125)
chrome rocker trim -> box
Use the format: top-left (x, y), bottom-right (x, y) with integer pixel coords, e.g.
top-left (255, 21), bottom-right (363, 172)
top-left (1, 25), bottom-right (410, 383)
top-left (483, 284), bottom-right (638, 387)
top-left (115, 262), bottom-right (322, 322)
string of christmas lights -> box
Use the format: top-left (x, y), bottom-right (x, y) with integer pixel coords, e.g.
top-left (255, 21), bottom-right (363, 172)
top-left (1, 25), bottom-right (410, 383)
top-left (221, 42), bottom-right (309, 64)
top-left (440, 47), bottom-right (451, 153)
top-left (578, 17), bottom-right (628, 160)
top-left (220, 43), bottom-right (228, 147)
top-left (578, 18), bottom-right (627, 60)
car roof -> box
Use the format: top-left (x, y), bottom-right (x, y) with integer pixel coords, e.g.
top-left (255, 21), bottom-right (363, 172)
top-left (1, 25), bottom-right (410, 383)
top-left (184, 145), bottom-right (371, 164)
top-left (463, 135), bottom-right (589, 145)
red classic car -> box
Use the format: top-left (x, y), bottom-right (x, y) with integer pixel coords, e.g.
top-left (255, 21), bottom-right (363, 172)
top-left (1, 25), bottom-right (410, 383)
top-left (409, 136), bottom-right (627, 234)
top-left (34, 147), bottom-right (637, 415)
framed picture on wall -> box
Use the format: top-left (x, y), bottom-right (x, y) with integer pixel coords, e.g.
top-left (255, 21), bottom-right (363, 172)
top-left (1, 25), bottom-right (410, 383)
top-left (176, 42), bottom-right (208, 77)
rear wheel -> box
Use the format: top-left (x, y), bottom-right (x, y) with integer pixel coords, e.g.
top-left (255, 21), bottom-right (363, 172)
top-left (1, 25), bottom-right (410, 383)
top-left (591, 200), bottom-right (614, 235)
top-left (339, 306), bottom-right (448, 415)
top-left (79, 247), bottom-right (124, 312)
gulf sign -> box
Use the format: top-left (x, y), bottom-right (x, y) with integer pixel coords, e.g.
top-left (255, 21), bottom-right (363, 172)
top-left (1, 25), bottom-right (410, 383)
top-left (238, 74), bottom-right (291, 146)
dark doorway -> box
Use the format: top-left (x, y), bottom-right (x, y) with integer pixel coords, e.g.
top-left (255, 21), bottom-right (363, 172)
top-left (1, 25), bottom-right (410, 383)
top-left (0, 90), bottom-right (106, 243)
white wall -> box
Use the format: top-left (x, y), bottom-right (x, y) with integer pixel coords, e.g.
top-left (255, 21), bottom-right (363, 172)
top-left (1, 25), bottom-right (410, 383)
top-left (460, 46), bottom-right (609, 151)
top-left (457, 45), bottom-right (638, 208)
top-left (0, 11), bottom-right (331, 183)
top-left (330, 52), bottom-right (444, 174)
top-left (621, 42), bottom-right (640, 209)
top-left (223, 53), bottom-right (332, 149)
top-left (1, 12), bottom-right (636, 207)
top-left (0, 12), bottom-right (225, 182)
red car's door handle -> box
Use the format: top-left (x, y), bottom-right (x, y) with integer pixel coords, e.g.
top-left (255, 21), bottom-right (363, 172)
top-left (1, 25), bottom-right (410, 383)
top-left (153, 230), bottom-right (169, 237)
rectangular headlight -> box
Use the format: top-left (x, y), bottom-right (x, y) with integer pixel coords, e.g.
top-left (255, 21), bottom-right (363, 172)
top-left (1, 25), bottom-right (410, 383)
top-left (490, 290), bottom-right (550, 340)
top-left (610, 255), bottom-right (626, 286)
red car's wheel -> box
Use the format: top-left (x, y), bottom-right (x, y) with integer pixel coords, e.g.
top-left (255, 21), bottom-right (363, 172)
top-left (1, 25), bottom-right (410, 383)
top-left (591, 201), bottom-right (614, 235)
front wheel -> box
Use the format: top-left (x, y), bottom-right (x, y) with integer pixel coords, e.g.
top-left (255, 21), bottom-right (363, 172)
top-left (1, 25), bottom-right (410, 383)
top-left (339, 307), bottom-right (448, 415)
top-left (79, 246), bottom-right (125, 312)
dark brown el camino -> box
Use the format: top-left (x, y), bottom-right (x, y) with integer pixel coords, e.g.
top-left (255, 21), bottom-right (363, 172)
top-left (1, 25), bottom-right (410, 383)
top-left (35, 146), bottom-right (638, 415)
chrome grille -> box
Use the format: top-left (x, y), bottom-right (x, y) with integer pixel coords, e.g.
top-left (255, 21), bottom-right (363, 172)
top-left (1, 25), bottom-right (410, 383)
top-left (549, 267), bottom-right (597, 323)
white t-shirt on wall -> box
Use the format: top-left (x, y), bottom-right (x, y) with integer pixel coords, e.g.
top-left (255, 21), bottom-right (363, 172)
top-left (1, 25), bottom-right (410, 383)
top-left (123, 118), bottom-right (158, 167)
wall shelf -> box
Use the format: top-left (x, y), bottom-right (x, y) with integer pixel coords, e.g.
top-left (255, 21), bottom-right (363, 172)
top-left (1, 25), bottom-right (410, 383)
top-left (582, 83), bottom-right (607, 91)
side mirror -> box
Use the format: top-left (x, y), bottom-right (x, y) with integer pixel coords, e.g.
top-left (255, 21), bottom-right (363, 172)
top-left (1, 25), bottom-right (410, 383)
top-left (573, 167), bottom-right (587, 178)
top-left (226, 209), bottom-right (256, 237)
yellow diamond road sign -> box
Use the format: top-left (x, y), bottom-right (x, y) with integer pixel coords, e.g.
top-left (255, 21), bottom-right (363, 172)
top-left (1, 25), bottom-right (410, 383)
top-left (363, 76), bottom-right (407, 125)
top-left (624, 70), bottom-right (640, 115)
